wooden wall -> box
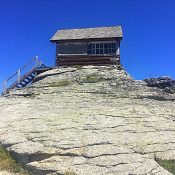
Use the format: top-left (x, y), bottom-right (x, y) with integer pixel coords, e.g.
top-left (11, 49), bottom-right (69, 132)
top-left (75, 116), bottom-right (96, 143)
top-left (58, 42), bottom-right (87, 55)
top-left (56, 39), bottom-right (121, 66)
top-left (56, 55), bottom-right (119, 66)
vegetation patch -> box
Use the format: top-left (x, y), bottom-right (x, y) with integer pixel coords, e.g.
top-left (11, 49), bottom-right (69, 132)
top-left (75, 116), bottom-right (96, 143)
top-left (156, 158), bottom-right (175, 174)
top-left (64, 169), bottom-right (77, 175)
top-left (0, 145), bottom-right (30, 174)
top-left (73, 65), bottom-right (83, 70)
top-left (47, 80), bottom-right (71, 87)
top-left (83, 73), bottom-right (105, 83)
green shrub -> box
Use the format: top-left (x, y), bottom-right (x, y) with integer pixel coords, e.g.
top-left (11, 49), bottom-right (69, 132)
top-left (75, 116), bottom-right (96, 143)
top-left (156, 158), bottom-right (175, 174)
top-left (64, 168), bottom-right (77, 175)
top-left (74, 65), bottom-right (83, 70)
top-left (0, 145), bottom-right (30, 174)
top-left (84, 73), bottom-right (105, 83)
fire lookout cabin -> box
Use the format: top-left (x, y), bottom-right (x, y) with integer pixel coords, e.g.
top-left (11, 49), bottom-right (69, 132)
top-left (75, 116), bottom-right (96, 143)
top-left (50, 26), bottom-right (123, 66)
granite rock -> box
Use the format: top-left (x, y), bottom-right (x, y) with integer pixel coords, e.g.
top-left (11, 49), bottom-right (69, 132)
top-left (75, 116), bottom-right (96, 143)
top-left (0, 66), bottom-right (175, 175)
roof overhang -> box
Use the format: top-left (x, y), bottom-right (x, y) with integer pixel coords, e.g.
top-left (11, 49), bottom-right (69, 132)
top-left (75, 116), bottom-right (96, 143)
top-left (50, 26), bottom-right (123, 43)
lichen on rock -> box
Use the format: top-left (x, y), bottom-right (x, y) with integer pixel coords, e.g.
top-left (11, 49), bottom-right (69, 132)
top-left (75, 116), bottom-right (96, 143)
top-left (0, 65), bottom-right (175, 175)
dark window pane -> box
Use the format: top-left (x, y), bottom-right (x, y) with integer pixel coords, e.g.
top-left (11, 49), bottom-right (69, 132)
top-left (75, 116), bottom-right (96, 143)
top-left (112, 49), bottom-right (116, 53)
top-left (104, 43), bottom-right (108, 49)
top-left (100, 49), bottom-right (103, 54)
top-left (112, 43), bottom-right (116, 49)
top-left (104, 49), bottom-right (108, 54)
top-left (88, 43), bottom-right (117, 55)
top-left (100, 43), bottom-right (103, 48)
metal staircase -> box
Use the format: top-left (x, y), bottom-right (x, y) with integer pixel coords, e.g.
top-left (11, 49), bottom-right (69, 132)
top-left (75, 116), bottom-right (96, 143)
top-left (3, 56), bottom-right (51, 95)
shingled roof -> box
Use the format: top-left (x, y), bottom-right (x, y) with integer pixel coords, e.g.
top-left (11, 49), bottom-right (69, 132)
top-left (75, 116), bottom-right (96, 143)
top-left (50, 26), bottom-right (122, 41)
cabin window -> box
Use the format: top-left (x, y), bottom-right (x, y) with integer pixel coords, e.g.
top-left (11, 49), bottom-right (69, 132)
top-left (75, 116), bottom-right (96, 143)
top-left (88, 43), bottom-right (116, 55)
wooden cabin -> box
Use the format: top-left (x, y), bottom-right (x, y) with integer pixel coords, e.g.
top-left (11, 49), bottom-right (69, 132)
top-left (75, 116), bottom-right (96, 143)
top-left (50, 26), bottom-right (123, 66)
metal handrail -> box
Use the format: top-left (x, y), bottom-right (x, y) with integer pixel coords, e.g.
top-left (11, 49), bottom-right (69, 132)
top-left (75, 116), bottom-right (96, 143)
top-left (20, 57), bottom-right (37, 71)
top-left (3, 56), bottom-right (41, 94)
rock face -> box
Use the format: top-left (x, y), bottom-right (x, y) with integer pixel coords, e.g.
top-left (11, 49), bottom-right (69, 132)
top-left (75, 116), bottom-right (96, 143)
top-left (0, 171), bottom-right (20, 175)
top-left (0, 65), bottom-right (175, 175)
top-left (144, 76), bottom-right (175, 93)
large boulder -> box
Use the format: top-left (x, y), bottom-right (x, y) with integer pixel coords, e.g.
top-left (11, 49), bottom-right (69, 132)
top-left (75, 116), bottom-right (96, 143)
top-left (144, 76), bottom-right (175, 93)
top-left (0, 66), bottom-right (175, 175)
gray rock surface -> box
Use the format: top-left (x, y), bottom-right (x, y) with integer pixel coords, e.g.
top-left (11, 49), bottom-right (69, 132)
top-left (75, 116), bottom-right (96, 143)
top-left (0, 65), bottom-right (175, 175)
top-left (0, 171), bottom-right (18, 175)
top-left (144, 76), bottom-right (175, 93)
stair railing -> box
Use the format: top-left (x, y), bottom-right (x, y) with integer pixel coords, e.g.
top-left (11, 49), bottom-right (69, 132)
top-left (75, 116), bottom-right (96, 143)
top-left (3, 56), bottom-right (42, 95)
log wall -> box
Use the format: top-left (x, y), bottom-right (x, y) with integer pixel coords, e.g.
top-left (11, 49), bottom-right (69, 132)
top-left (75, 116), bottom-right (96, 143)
top-left (56, 39), bottom-right (121, 66)
top-left (56, 55), bottom-right (119, 66)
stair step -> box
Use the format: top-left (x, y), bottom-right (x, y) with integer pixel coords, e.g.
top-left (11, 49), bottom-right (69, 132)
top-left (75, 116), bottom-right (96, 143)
top-left (27, 76), bottom-right (34, 80)
top-left (4, 65), bottom-right (51, 94)
top-left (19, 83), bottom-right (26, 87)
top-left (16, 85), bottom-right (21, 88)
top-left (23, 78), bottom-right (30, 83)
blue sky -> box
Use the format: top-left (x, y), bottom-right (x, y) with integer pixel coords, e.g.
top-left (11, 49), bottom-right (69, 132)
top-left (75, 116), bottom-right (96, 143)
top-left (0, 0), bottom-right (175, 92)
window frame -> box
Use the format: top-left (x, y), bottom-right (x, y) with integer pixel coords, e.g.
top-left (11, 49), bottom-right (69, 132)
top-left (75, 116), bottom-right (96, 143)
top-left (87, 41), bottom-right (117, 55)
